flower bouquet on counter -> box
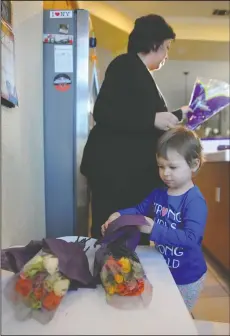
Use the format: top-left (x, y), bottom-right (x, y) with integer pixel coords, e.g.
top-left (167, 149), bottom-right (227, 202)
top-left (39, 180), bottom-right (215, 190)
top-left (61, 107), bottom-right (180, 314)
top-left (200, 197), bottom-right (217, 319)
top-left (101, 255), bottom-right (145, 297)
top-left (8, 251), bottom-right (70, 323)
top-left (185, 77), bottom-right (230, 130)
top-left (2, 237), bottom-right (96, 324)
top-left (93, 215), bottom-right (153, 310)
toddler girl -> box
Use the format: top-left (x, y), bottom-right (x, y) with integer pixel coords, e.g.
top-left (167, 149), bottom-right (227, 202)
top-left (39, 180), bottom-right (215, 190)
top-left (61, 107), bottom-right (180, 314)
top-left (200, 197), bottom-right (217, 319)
top-left (101, 126), bottom-right (207, 311)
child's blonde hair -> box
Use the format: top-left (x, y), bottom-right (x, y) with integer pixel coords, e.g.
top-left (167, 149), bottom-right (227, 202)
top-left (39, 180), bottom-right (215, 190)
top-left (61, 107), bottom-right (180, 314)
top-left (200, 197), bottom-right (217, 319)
top-left (156, 126), bottom-right (204, 169)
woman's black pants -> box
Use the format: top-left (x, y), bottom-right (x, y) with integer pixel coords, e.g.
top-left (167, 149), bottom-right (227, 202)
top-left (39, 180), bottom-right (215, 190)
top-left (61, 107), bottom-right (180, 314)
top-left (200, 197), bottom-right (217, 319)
top-left (90, 190), bottom-right (150, 245)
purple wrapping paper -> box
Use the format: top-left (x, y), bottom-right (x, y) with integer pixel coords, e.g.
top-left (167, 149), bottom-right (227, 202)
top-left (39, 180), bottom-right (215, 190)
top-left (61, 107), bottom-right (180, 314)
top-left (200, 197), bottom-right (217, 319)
top-left (95, 215), bottom-right (148, 251)
top-left (1, 240), bottom-right (43, 273)
top-left (1, 238), bottom-right (96, 289)
top-left (93, 215), bottom-right (149, 282)
top-left (185, 77), bottom-right (230, 130)
top-left (43, 238), bottom-right (94, 286)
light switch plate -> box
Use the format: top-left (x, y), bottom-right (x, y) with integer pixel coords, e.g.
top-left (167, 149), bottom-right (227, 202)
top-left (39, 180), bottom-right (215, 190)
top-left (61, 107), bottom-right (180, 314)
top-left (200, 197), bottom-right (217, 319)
top-left (215, 187), bottom-right (221, 202)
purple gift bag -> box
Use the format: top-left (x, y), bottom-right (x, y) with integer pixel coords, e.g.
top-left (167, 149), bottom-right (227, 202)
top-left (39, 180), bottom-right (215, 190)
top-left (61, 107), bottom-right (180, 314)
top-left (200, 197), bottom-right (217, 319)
top-left (185, 77), bottom-right (230, 130)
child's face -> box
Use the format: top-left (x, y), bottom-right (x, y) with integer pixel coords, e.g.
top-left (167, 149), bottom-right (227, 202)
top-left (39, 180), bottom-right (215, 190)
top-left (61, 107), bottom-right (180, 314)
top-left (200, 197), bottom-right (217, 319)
top-left (157, 149), bottom-right (199, 191)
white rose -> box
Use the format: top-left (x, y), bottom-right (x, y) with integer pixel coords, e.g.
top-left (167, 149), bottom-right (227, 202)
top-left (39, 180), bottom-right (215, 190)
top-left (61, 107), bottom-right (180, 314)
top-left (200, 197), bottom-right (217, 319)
top-left (43, 254), bottom-right (59, 275)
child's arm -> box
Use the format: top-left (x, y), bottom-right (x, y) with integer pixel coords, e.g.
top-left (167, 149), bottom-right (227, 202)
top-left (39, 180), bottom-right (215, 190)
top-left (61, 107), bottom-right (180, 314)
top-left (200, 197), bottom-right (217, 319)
top-left (101, 190), bottom-right (156, 235)
top-left (150, 197), bottom-right (207, 248)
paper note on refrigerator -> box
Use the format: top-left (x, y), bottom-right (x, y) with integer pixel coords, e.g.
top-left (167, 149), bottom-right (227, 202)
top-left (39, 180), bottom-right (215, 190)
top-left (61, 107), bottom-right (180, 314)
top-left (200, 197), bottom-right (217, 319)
top-left (54, 45), bottom-right (73, 73)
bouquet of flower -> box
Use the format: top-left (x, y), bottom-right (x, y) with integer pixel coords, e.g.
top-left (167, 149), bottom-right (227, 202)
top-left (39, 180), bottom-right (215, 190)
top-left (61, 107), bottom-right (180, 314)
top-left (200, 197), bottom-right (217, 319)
top-left (94, 215), bottom-right (153, 309)
top-left (101, 254), bottom-right (145, 297)
top-left (2, 237), bottom-right (95, 324)
top-left (20, 252), bottom-right (69, 306)
top-left (6, 251), bottom-right (70, 323)
top-left (185, 77), bottom-right (230, 130)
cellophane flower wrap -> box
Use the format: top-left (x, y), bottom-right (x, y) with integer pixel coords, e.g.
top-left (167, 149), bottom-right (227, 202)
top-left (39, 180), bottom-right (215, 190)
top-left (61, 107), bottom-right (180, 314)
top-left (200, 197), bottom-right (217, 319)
top-left (185, 77), bottom-right (230, 130)
top-left (94, 215), bottom-right (153, 310)
top-left (15, 251), bottom-right (69, 321)
top-left (2, 238), bottom-right (95, 324)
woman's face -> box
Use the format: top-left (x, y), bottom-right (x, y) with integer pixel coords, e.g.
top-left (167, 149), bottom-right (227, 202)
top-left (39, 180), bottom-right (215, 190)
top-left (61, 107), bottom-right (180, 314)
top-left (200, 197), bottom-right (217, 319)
top-left (149, 39), bottom-right (171, 71)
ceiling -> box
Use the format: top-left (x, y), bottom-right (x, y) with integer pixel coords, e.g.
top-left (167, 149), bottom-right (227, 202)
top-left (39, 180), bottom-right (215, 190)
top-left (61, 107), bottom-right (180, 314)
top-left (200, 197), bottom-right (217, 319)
top-left (105, 1), bottom-right (230, 19)
top-left (88, 1), bottom-right (230, 61)
top-left (104, 1), bottom-right (230, 42)
top-left (92, 14), bottom-right (229, 61)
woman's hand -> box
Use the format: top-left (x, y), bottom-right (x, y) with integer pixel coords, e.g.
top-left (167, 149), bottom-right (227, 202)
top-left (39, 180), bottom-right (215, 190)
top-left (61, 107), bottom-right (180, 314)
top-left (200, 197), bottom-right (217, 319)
top-left (155, 112), bottom-right (179, 131)
top-left (181, 105), bottom-right (193, 118)
top-left (101, 212), bottom-right (121, 236)
top-left (138, 216), bottom-right (154, 234)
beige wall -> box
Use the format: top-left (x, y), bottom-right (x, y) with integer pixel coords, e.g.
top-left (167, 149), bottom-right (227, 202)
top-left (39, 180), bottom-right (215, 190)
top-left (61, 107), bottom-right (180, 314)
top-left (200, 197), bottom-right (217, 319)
top-left (154, 59), bottom-right (230, 136)
top-left (153, 60), bottom-right (230, 109)
top-left (1, 1), bottom-right (45, 248)
top-left (96, 46), bottom-right (114, 83)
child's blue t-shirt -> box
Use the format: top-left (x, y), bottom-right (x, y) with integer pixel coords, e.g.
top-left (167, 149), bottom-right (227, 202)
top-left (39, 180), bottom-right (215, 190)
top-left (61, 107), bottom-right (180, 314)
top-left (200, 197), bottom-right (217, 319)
top-left (118, 186), bottom-right (207, 285)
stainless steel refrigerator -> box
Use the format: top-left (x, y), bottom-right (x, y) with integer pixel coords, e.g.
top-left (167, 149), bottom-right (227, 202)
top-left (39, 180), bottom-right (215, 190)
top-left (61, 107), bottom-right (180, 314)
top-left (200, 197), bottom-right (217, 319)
top-left (43, 9), bottom-right (99, 238)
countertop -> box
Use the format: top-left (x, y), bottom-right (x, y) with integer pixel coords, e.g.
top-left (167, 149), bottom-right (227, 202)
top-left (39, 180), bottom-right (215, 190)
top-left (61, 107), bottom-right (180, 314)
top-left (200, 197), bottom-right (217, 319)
top-left (1, 237), bottom-right (198, 335)
top-left (205, 150), bottom-right (230, 162)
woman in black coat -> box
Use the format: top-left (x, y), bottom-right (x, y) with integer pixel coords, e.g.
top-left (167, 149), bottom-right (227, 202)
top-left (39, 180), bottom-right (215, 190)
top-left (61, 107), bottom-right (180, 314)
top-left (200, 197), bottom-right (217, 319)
top-left (81, 14), bottom-right (191, 243)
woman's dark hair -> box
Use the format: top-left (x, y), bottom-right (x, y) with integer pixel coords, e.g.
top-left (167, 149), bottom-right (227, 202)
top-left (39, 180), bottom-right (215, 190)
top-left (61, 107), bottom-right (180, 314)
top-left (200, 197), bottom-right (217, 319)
top-left (128, 14), bottom-right (176, 54)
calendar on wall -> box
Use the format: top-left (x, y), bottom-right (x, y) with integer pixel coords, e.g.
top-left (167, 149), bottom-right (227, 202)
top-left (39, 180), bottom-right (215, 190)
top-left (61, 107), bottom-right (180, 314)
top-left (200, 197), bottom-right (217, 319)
top-left (1, 0), bottom-right (18, 107)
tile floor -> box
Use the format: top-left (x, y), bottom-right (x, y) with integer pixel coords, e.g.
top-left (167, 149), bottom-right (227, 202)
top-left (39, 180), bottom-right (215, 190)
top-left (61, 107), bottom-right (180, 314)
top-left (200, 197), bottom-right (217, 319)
top-left (192, 253), bottom-right (230, 324)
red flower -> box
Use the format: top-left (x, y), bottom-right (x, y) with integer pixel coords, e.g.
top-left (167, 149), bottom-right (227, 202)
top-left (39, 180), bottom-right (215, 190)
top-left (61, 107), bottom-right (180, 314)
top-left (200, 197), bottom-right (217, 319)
top-left (15, 278), bottom-right (33, 297)
top-left (118, 279), bottom-right (145, 296)
top-left (42, 291), bottom-right (62, 311)
top-left (116, 283), bottom-right (126, 293)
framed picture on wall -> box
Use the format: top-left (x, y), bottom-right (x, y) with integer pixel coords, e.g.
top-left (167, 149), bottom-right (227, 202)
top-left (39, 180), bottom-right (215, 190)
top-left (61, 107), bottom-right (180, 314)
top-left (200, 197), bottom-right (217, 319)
top-left (1, 0), bottom-right (18, 108)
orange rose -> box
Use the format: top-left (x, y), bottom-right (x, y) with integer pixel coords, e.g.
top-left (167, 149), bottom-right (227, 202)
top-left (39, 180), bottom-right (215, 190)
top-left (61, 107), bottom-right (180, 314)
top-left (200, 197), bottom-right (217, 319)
top-left (116, 283), bottom-right (126, 293)
top-left (118, 279), bottom-right (145, 296)
top-left (15, 278), bottom-right (32, 297)
top-left (42, 291), bottom-right (62, 311)
top-left (137, 279), bottom-right (144, 290)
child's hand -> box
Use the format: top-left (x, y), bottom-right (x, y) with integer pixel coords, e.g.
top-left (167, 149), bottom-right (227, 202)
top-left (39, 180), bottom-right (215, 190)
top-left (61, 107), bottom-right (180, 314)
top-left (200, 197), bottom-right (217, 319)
top-left (101, 212), bottom-right (121, 236)
top-left (138, 217), bottom-right (154, 234)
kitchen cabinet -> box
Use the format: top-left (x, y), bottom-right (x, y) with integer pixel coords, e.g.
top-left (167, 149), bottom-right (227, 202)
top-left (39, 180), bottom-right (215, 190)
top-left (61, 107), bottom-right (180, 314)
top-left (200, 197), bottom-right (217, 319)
top-left (194, 161), bottom-right (230, 272)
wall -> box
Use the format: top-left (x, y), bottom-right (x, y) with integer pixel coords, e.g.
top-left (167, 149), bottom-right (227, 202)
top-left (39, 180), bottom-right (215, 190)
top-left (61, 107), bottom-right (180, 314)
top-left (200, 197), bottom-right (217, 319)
top-left (153, 60), bottom-right (230, 137)
top-left (94, 51), bottom-right (230, 110)
top-left (1, 1), bottom-right (45, 248)
top-left (96, 46), bottom-right (114, 84)
top-left (153, 60), bottom-right (230, 110)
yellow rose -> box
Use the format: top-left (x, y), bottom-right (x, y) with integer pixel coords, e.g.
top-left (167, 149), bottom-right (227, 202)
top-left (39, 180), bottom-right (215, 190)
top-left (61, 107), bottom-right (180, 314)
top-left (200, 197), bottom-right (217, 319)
top-left (119, 257), bottom-right (131, 273)
top-left (114, 274), bottom-right (124, 284)
top-left (106, 285), bottom-right (116, 295)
